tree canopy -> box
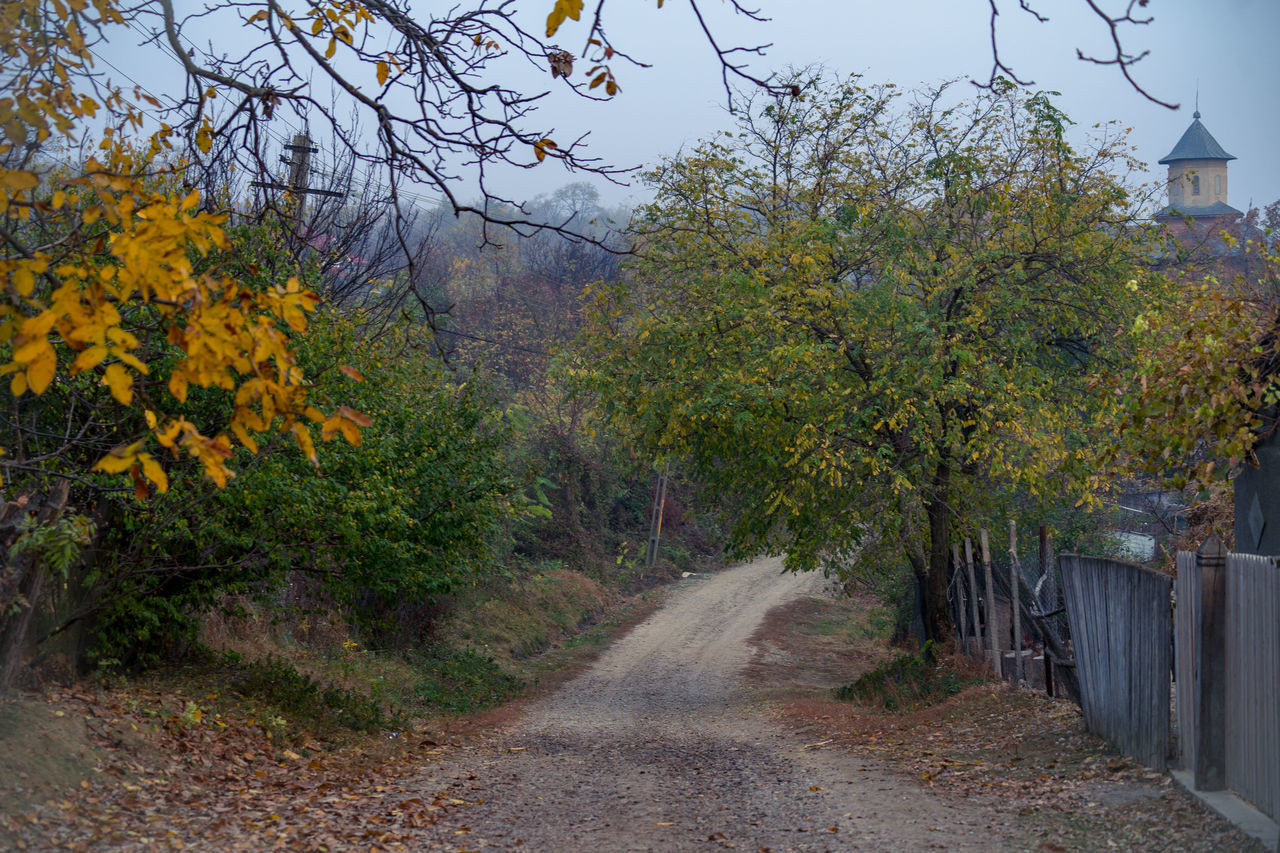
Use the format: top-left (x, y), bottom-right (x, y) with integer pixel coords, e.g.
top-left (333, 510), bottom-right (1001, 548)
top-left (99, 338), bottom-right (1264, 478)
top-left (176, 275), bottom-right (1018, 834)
top-left (578, 73), bottom-right (1164, 639)
top-left (0, 0), bottom-right (1200, 683)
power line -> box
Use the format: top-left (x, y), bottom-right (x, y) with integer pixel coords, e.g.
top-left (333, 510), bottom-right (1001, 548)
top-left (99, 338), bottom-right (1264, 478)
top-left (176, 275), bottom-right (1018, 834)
top-left (86, 44), bottom-right (300, 152)
top-left (91, 31), bottom-right (447, 212)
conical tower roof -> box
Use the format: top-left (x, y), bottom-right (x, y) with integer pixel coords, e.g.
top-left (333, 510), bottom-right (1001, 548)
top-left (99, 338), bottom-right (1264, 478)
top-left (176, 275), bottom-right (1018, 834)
top-left (1158, 111), bottom-right (1236, 164)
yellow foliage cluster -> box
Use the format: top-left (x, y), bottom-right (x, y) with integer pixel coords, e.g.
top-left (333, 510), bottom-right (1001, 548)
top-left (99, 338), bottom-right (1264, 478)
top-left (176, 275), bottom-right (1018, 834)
top-left (0, 0), bottom-right (365, 496)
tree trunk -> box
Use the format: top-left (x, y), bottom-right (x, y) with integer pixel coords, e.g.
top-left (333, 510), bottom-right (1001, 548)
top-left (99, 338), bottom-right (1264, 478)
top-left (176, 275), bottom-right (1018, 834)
top-left (922, 463), bottom-right (954, 645)
top-left (0, 564), bottom-right (46, 691)
top-left (0, 480), bottom-right (71, 693)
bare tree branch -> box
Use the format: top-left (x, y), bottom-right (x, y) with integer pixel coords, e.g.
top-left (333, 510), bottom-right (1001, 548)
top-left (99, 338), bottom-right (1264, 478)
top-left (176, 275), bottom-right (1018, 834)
top-left (980, 0), bottom-right (1178, 110)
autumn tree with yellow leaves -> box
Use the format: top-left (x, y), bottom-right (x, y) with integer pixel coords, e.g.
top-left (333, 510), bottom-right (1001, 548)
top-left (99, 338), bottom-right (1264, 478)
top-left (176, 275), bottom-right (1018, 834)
top-left (0, 0), bottom-right (657, 685)
top-left (579, 75), bottom-right (1166, 641)
top-left (0, 1), bottom-right (376, 498)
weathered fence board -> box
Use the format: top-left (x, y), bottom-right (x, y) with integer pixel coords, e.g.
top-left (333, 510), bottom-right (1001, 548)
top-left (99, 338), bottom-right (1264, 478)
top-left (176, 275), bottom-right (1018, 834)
top-left (1061, 555), bottom-right (1171, 770)
top-left (1175, 550), bottom-right (1200, 776)
top-left (1225, 553), bottom-right (1280, 822)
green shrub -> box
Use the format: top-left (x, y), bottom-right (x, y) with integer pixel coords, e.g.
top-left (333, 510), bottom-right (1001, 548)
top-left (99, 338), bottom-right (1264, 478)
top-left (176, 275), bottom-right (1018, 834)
top-left (411, 645), bottom-right (523, 714)
top-left (231, 655), bottom-right (391, 733)
top-left (834, 641), bottom-right (978, 712)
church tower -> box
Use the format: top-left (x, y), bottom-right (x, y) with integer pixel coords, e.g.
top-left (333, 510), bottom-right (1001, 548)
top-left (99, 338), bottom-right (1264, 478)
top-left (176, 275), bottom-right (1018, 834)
top-left (1156, 110), bottom-right (1241, 220)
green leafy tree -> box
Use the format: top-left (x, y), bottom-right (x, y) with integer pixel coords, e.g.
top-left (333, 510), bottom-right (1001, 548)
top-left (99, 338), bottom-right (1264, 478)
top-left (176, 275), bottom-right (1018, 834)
top-left (578, 74), bottom-right (1163, 640)
top-left (83, 314), bottom-right (521, 665)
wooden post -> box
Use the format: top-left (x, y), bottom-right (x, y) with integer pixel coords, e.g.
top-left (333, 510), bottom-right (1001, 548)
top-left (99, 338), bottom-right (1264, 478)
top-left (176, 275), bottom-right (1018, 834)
top-left (952, 543), bottom-right (968, 648)
top-left (964, 537), bottom-right (981, 659)
top-left (1038, 526), bottom-right (1048, 589)
top-left (1039, 525), bottom-right (1051, 695)
top-left (645, 462), bottom-right (670, 570)
top-left (1045, 532), bottom-right (1055, 607)
top-left (1010, 520), bottom-right (1023, 685)
top-left (251, 133), bottom-right (342, 228)
top-left (980, 528), bottom-right (999, 676)
top-left (1194, 534), bottom-right (1228, 791)
top-left (284, 132), bottom-right (317, 224)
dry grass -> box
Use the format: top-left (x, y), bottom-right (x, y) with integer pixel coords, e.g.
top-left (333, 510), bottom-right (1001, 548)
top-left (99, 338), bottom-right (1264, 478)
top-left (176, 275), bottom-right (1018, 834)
top-left (439, 568), bottom-right (619, 672)
top-left (745, 589), bottom-right (896, 697)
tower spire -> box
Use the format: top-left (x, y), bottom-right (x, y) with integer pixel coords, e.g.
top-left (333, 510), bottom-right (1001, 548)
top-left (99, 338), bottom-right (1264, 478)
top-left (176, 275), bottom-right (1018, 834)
top-left (1156, 97), bottom-right (1239, 221)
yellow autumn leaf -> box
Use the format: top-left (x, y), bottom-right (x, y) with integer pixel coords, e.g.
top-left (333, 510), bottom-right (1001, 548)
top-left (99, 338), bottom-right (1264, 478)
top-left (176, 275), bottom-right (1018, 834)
top-left (115, 350), bottom-right (149, 373)
top-left (12, 267), bottom-right (35, 296)
top-left (139, 453), bottom-right (169, 492)
top-left (323, 414), bottom-right (362, 446)
top-left (93, 443), bottom-right (142, 474)
top-left (376, 60), bottom-right (389, 86)
top-left (534, 138), bottom-right (557, 163)
top-left (231, 420), bottom-right (260, 454)
top-left (104, 363), bottom-right (133, 404)
top-left (292, 422), bottom-right (317, 465)
top-left (25, 342), bottom-right (57, 394)
top-left (337, 406), bottom-right (372, 427)
top-left (545, 0), bottom-right (583, 37)
top-left (1, 169), bottom-right (39, 192)
top-left (13, 336), bottom-right (50, 363)
top-left (73, 345), bottom-right (110, 372)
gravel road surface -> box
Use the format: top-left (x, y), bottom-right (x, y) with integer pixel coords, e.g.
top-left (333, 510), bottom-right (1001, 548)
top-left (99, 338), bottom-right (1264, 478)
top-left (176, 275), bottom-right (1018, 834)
top-left (415, 558), bottom-right (1019, 851)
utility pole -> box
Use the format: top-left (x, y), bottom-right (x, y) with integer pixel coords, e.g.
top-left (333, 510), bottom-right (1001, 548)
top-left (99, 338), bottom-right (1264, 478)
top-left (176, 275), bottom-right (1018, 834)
top-left (285, 133), bottom-right (315, 221)
top-left (252, 132), bottom-right (344, 226)
top-left (645, 462), bottom-right (670, 570)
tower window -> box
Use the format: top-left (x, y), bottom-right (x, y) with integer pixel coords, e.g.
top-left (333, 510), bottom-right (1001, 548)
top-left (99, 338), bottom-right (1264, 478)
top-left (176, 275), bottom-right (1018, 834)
top-left (1192, 175), bottom-right (1200, 195)
top-left (1215, 174), bottom-right (1222, 195)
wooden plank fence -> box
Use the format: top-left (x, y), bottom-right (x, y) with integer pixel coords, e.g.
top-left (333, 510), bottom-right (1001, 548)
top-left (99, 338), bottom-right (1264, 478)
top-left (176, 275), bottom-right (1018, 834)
top-left (1060, 555), bottom-right (1171, 770)
top-left (1225, 552), bottom-right (1280, 822)
top-left (1174, 549), bottom-right (1200, 778)
top-left (1175, 544), bottom-right (1280, 824)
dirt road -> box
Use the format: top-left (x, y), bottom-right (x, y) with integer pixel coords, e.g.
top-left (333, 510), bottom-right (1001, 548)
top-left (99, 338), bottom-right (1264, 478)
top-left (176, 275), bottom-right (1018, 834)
top-left (415, 557), bottom-right (1018, 851)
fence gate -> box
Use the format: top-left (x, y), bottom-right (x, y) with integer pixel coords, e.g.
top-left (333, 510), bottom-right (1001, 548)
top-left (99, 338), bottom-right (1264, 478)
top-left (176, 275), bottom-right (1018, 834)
top-left (1060, 555), bottom-right (1172, 770)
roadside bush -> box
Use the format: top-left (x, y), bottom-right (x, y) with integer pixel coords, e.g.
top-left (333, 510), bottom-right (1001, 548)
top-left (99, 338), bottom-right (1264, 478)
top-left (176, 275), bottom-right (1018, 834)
top-left (410, 645), bottom-right (523, 714)
top-left (231, 654), bottom-right (392, 734)
top-left (84, 312), bottom-right (519, 668)
top-left (834, 641), bottom-right (981, 712)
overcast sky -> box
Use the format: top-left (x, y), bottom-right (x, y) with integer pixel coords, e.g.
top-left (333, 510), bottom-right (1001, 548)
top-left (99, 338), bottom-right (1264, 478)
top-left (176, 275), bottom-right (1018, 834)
top-left (98, 1), bottom-right (1279, 215)
top-left (511, 0), bottom-right (1280, 213)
